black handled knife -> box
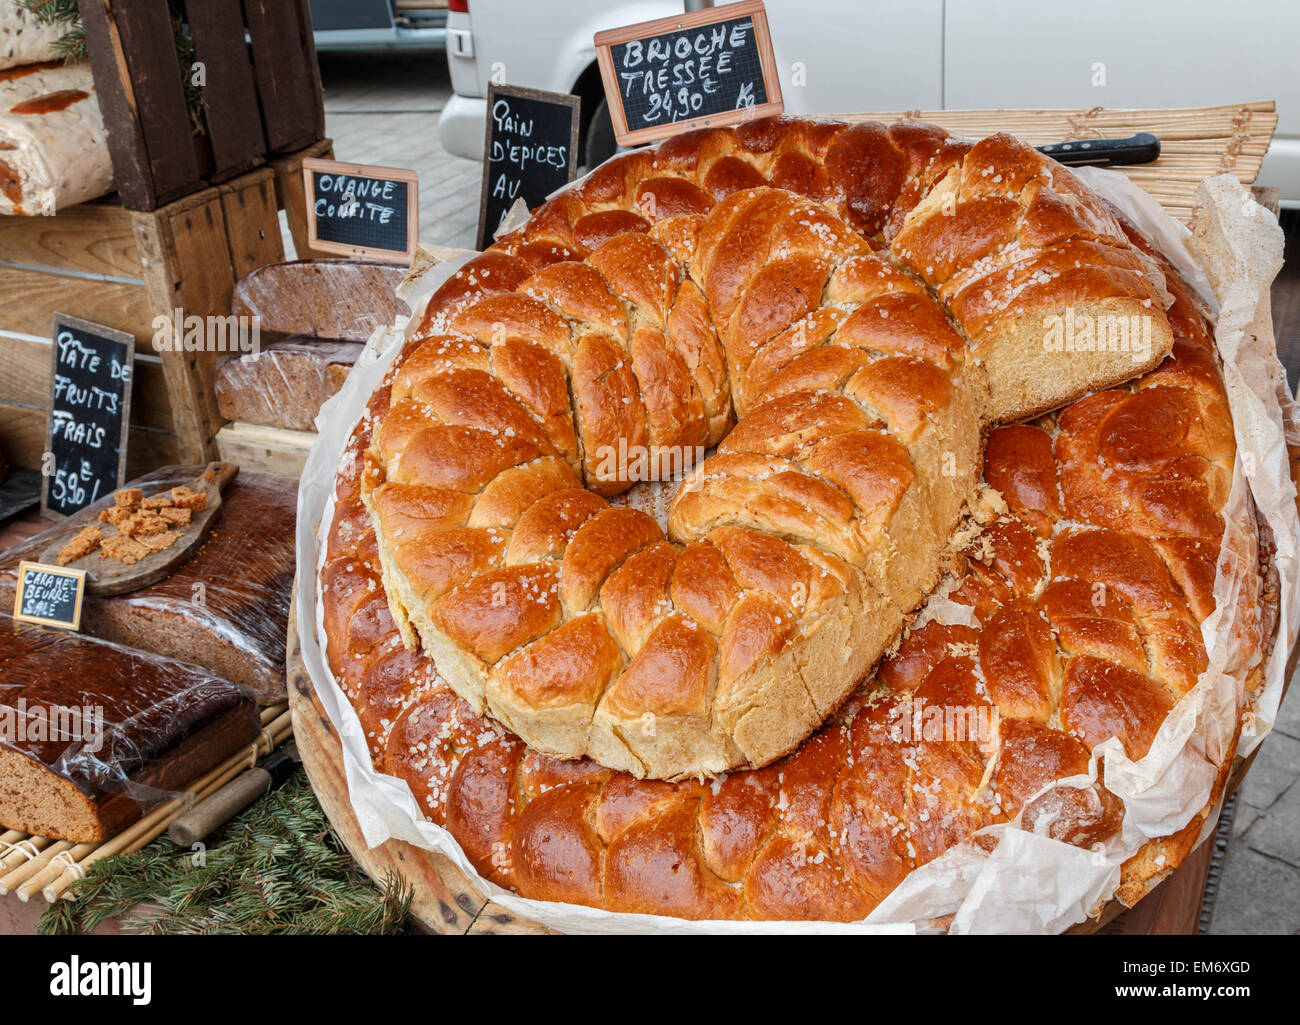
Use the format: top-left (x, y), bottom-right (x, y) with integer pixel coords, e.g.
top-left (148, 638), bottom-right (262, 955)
top-left (1037, 131), bottom-right (1160, 167)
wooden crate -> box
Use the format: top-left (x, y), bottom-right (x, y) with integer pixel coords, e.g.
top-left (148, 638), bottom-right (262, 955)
top-left (76, 0), bottom-right (325, 212)
top-left (0, 143), bottom-right (333, 473)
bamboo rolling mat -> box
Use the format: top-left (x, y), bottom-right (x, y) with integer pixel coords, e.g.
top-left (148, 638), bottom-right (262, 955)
top-left (835, 101), bottom-right (1278, 224)
top-left (0, 702), bottom-right (291, 904)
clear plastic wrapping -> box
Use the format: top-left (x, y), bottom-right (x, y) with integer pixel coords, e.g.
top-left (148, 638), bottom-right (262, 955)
top-left (0, 616), bottom-right (261, 842)
top-left (214, 338), bottom-right (364, 432)
top-left (0, 467), bottom-right (297, 703)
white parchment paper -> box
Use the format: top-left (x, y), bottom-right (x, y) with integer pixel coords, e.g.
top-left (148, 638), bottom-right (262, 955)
top-left (294, 175), bottom-right (1298, 934)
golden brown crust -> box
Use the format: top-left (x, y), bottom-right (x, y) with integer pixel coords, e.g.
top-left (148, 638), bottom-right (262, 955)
top-left (352, 117), bottom-right (1190, 781)
top-left (321, 182), bottom-right (1264, 919)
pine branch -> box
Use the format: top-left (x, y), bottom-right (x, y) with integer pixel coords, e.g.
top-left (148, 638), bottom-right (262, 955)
top-left (38, 771), bottom-right (412, 936)
top-left (16, 0), bottom-right (78, 27)
top-left (17, 0), bottom-right (85, 62)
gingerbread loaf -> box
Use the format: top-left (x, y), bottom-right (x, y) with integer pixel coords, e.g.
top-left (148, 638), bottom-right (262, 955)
top-left (0, 618), bottom-right (260, 842)
top-left (215, 338), bottom-right (363, 432)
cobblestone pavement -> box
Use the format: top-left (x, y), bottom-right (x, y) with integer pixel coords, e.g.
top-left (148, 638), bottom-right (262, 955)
top-left (320, 51), bottom-right (480, 251)
top-left (317, 48), bottom-right (1299, 936)
top-left (1209, 682), bottom-right (1300, 934)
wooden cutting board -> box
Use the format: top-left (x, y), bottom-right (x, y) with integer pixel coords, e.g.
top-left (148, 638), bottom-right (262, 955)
top-left (40, 462), bottom-right (239, 596)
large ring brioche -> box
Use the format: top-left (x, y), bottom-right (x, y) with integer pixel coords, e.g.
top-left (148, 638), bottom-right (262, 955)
top-left (321, 199), bottom-right (1265, 920)
top-left (354, 118), bottom-right (1178, 780)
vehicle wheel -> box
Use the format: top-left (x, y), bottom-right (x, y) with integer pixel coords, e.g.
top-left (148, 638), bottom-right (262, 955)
top-left (584, 98), bottom-right (617, 169)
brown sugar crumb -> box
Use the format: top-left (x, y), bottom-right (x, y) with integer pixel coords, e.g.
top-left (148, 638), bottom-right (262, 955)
top-left (158, 506), bottom-right (191, 527)
top-left (137, 530), bottom-right (181, 554)
top-left (113, 489), bottom-right (143, 510)
top-left (169, 486), bottom-right (208, 511)
top-left (99, 535), bottom-right (150, 566)
top-left (58, 526), bottom-right (103, 565)
top-left (141, 494), bottom-right (176, 510)
top-left (117, 510), bottom-right (170, 538)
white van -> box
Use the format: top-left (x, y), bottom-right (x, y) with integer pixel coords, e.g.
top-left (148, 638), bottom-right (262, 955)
top-left (439, 0), bottom-right (1300, 205)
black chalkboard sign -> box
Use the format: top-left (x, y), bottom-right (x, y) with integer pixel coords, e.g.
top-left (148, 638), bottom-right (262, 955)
top-left (13, 561), bottom-right (86, 630)
top-left (595, 0), bottom-right (783, 146)
top-left (302, 158), bottom-right (419, 263)
top-left (477, 84), bottom-right (581, 251)
top-left (42, 315), bottom-right (134, 519)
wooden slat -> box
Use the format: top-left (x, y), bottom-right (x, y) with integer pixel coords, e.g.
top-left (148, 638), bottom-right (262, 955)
top-left (0, 201), bottom-right (141, 278)
top-left (131, 189), bottom-right (238, 462)
top-left (0, 335), bottom-right (175, 433)
top-left (76, 0), bottom-right (201, 211)
top-left (0, 400), bottom-right (179, 478)
top-left (217, 168), bottom-right (285, 280)
top-left (466, 902), bottom-right (559, 935)
top-left (836, 102), bottom-right (1278, 224)
top-left (0, 267), bottom-right (154, 348)
top-left (215, 421), bottom-right (313, 478)
top-left (187, 0), bottom-right (268, 182)
top-left (295, 0), bottom-right (327, 144)
top-left (243, 0), bottom-right (324, 154)
top-left (268, 138), bottom-right (335, 259)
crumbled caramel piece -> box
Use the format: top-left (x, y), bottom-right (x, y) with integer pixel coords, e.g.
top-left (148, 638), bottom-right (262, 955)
top-left (99, 505), bottom-right (131, 528)
top-left (58, 526), bottom-right (102, 565)
top-left (169, 486), bottom-right (208, 511)
top-left (141, 494), bottom-right (176, 510)
top-left (99, 535), bottom-right (150, 566)
top-left (137, 530), bottom-right (181, 554)
top-left (117, 510), bottom-right (170, 538)
top-left (158, 506), bottom-right (191, 527)
top-left (113, 489), bottom-right (143, 510)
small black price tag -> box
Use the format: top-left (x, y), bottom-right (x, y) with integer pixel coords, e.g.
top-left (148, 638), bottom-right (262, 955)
top-left (477, 83), bottom-right (581, 251)
top-left (42, 314), bottom-right (134, 519)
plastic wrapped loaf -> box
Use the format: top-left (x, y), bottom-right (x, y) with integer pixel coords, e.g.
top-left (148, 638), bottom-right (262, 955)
top-left (216, 338), bottom-right (363, 432)
top-left (0, 617), bottom-right (261, 842)
top-left (0, 468), bottom-right (297, 703)
top-left (0, 59), bottom-right (113, 215)
top-left (0, 5), bottom-right (63, 70)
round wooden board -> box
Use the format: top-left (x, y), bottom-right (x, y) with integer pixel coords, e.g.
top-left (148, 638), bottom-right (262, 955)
top-left (288, 576), bottom-right (1297, 935)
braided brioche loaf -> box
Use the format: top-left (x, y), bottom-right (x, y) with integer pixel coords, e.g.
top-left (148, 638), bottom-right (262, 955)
top-left (321, 213), bottom-right (1264, 920)
top-left (358, 118), bottom-right (1175, 780)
